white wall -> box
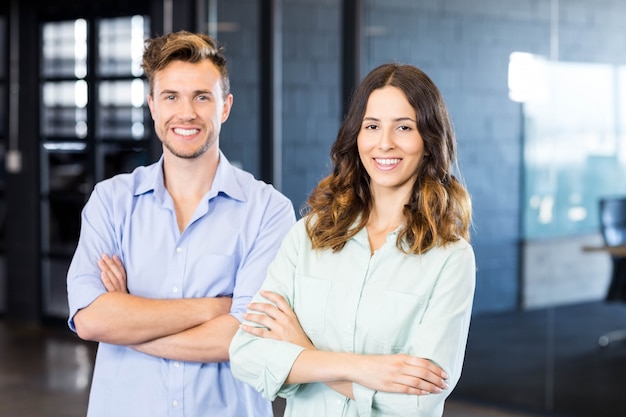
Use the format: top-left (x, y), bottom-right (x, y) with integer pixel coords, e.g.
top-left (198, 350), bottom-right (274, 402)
top-left (523, 233), bottom-right (611, 309)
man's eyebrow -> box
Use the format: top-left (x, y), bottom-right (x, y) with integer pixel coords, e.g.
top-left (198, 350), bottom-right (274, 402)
top-left (158, 89), bottom-right (214, 95)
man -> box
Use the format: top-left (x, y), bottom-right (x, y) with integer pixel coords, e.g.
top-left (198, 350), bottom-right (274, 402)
top-left (67, 31), bottom-right (295, 417)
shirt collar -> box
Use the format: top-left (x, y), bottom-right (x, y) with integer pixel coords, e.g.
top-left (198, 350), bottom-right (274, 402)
top-left (209, 151), bottom-right (246, 202)
top-left (133, 151), bottom-right (247, 203)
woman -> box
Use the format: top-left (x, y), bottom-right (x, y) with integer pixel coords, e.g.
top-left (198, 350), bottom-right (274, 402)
top-left (229, 63), bottom-right (475, 417)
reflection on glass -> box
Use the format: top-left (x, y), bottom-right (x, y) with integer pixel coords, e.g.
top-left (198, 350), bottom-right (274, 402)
top-left (41, 145), bottom-right (88, 194)
top-left (42, 19), bottom-right (87, 78)
top-left (40, 146), bottom-right (88, 253)
top-left (514, 53), bottom-right (626, 238)
top-left (98, 15), bottom-right (149, 77)
top-left (97, 143), bottom-right (151, 180)
top-left (97, 79), bottom-right (148, 139)
top-left (41, 81), bottom-right (88, 138)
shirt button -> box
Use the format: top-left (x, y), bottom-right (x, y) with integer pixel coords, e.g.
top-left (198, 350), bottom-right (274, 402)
top-left (172, 400), bottom-right (179, 407)
top-left (172, 286), bottom-right (179, 293)
top-left (336, 399), bottom-right (342, 405)
top-left (176, 247), bottom-right (183, 254)
top-left (173, 361), bottom-right (180, 368)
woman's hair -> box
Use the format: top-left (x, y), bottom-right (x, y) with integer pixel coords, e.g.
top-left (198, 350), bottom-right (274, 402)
top-left (142, 30), bottom-right (230, 98)
top-left (304, 63), bottom-right (472, 254)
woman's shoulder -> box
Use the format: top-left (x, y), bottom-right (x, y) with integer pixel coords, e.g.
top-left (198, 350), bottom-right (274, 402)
top-left (430, 237), bottom-right (474, 257)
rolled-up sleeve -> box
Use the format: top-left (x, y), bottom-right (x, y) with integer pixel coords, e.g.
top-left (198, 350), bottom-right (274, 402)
top-left (67, 183), bottom-right (119, 331)
top-left (229, 221), bottom-right (306, 400)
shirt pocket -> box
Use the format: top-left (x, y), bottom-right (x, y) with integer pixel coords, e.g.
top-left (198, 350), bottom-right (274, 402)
top-left (360, 289), bottom-right (427, 352)
top-left (294, 275), bottom-right (331, 335)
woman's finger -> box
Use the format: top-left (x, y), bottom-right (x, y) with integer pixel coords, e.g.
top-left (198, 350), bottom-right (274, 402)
top-left (259, 290), bottom-right (291, 311)
top-left (243, 312), bottom-right (275, 328)
top-left (247, 302), bottom-right (281, 320)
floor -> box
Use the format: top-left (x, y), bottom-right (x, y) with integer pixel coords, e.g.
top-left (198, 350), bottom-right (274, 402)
top-left (1, 301), bottom-right (624, 417)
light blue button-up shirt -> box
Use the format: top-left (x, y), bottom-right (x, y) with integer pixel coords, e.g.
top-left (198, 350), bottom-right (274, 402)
top-left (230, 218), bottom-right (476, 417)
top-left (67, 152), bottom-right (295, 417)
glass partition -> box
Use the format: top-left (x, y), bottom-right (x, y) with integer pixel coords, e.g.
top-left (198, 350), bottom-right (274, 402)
top-left (97, 79), bottom-right (149, 139)
top-left (39, 15), bottom-right (151, 319)
top-left (513, 54), bottom-right (626, 238)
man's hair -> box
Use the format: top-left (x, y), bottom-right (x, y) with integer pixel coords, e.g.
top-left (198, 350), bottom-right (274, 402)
top-left (142, 30), bottom-right (230, 97)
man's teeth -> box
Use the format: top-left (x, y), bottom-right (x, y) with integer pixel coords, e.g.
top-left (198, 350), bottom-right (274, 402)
top-left (375, 158), bottom-right (400, 166)
top-left (174, 128), bottom-right (198, 136)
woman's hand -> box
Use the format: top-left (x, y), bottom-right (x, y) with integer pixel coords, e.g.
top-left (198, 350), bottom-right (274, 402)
top-left (352, 353), bottom-right (449, 395)
top-left (285, 350), bottom-right (448, 396)
top-left (240, 290), bottom-right (315, 350)
top-left (98, 253), bottom-right (128, 293)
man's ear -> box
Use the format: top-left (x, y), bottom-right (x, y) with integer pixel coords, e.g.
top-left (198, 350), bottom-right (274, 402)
top-left (222, 93), bottom-right (234, 123)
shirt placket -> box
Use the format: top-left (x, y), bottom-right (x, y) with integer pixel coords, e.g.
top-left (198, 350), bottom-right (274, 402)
top-left (168, 238), bottom-right (187, 417)
top-left (337, 244), bottom-right (372, 417)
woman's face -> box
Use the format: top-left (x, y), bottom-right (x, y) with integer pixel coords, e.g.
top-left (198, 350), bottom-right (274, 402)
top-left (357, 86), bottom-right (425, 198)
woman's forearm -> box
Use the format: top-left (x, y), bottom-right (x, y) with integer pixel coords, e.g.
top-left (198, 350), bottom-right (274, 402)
top-left (286, 349), bottom-right (448, 396)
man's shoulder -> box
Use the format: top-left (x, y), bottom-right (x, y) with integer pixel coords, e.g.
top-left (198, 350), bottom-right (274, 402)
top-left (229, 164), bottom-right (291, 204)
top-left (94, 162), bottom-right (158, 195)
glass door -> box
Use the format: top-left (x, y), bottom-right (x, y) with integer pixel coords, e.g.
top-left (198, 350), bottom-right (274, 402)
top-left (40, 15), bottom-right (151, 318)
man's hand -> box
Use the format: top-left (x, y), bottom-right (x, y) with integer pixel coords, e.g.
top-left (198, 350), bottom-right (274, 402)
top-left (98, 254), bottom-right (128, 293)
top-left (240, 290), bottom-right (315, 350)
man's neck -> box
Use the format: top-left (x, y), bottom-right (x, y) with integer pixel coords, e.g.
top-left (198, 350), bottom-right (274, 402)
top-left (162, 148), bottom-right (220, 200)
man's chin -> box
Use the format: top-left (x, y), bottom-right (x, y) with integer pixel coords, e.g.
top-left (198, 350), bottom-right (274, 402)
top-left (163, 143), bottom-right (210, 160)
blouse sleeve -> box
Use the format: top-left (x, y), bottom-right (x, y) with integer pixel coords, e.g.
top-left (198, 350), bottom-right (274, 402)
top-left (229, 220), bottom-right (308, 401)
top-left (356, 241), bottom-right (476, 416)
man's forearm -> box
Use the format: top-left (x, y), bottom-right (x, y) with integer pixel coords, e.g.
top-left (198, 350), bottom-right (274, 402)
top-left (74, 292), bottom-right (232, 345)
top-left (131, 314), bottom-right (240, 363)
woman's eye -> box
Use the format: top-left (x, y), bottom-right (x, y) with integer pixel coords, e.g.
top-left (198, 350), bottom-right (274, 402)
top-left (364, 124), bottom-right (378, 130)
top-left (398, 125), bottom-right (411, 131)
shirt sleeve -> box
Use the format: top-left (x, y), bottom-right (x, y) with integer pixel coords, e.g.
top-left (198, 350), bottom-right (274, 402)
top-left (229, 190), bottom-right (295, 322)
top-left (355, 242), bottom-right (476, 416)
top-left (229, 220), bottom-right (307, 401)
top-left (66, 182), bottom-right (120, 332)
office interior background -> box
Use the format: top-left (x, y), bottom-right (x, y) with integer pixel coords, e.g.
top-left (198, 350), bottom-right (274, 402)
top-left (1, 0), bottom-right (625, 416)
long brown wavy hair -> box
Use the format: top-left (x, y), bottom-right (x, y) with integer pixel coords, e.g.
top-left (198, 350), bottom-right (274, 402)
top-left (304, 63), bottom-right (472, 255)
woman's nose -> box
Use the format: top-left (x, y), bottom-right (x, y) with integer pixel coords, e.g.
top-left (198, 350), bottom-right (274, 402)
top-left (378, 128), bottom-right (395, 151)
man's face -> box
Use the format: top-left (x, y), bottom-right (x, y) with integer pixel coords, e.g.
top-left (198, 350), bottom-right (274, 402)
top-left (147, 60), bottom-right (233, 160)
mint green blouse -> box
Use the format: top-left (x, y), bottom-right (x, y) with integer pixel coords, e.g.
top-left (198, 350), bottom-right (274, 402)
top-left (230, 218), bottom-right (476, 417)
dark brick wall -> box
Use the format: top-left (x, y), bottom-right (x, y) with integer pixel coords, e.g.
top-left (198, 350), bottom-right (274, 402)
top-left (215, 0), bottom-right (262, 175)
